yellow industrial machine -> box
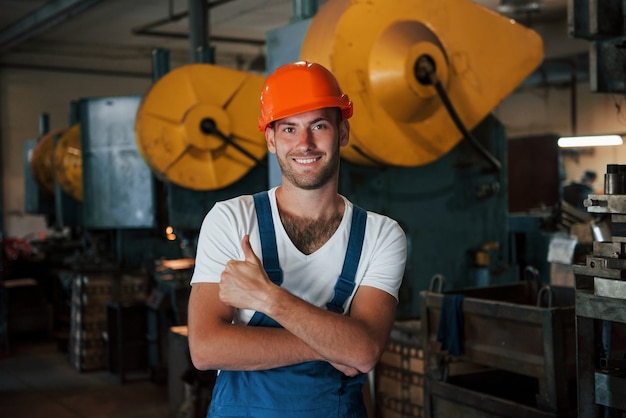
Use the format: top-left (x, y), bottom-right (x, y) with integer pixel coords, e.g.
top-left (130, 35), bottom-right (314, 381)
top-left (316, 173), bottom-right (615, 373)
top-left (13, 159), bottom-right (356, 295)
top-left (135, 64), bottom-right (267, 191)
top-left (29, 124), bottom-right (83, 203)
top-left (53, 124), bottom-right (82, 202)
top-left (301, 0), bottom-right (543, 167)
top-left (30, 128), bottom-right (65, 197)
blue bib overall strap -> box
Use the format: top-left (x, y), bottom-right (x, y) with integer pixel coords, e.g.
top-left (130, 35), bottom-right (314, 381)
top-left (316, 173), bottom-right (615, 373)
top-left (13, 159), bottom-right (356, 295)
top-left (247, 192), bottom-right (283, 327)
top-left (327, 203), bottom-right (367, 313)
top-left (252, 191), bottom-right (283, 285)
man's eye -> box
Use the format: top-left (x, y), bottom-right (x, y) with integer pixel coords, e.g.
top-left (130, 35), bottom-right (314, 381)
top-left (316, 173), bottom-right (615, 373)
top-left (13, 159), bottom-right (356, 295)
top-left (283, 127), bottom-right (294, 133)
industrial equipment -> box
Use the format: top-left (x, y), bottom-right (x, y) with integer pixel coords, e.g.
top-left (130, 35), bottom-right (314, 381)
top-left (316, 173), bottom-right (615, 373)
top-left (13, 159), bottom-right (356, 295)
top-left (23, 95), bottom-right (189, 372)
top-left (27, 112), bottom-right (82, 230)
top-left (53, 124), bottom-right (83, 202)
top-left (567, 2), bottom-right (626, 416)
top-left (135, 64), bottom-right (267, 192)
top-left (574, 175), bottom-right (626, 416)
top-left (300, 0), bottom-right (543, 168)
top-left (134, 62), bottom-right (269, 232)
top-left (30, 128), bottom-right (64, 198)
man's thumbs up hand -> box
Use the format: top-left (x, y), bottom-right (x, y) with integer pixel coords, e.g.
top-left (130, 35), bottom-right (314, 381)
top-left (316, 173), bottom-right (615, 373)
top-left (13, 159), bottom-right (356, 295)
top-left (241, 234), bottom-right (261, 266)
top-left (219, 235), bottom-right (272, 311)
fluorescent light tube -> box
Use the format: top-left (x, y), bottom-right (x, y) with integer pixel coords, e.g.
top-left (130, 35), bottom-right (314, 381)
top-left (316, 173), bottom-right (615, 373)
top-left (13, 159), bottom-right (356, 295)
top-left (557, 135), bottom-right (623, 148)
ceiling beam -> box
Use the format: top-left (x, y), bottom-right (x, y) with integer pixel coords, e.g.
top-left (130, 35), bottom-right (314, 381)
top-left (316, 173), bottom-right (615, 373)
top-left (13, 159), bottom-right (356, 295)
top-left (0, 0), bottom-right (103, 52)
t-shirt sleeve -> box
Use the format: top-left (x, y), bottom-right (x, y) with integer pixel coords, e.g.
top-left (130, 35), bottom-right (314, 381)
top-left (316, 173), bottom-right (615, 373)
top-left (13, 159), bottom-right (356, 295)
top-left (359, 217), bottom-right (407, 301)
top-left (190, 201), bottom-right (246, 285)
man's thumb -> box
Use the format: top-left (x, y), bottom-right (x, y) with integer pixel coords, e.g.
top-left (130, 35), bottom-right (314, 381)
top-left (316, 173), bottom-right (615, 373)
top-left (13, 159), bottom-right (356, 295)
top-left (241, 235), bottom-right (259, 264)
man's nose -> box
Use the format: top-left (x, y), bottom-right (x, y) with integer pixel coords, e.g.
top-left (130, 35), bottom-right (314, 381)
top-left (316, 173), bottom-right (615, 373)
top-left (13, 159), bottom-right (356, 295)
top-left (295, 129), bottom-right (314, 149)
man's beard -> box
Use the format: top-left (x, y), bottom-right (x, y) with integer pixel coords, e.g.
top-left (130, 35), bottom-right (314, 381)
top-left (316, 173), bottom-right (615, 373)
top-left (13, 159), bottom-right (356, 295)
top-left (277, 146), bottom-right (340, 190)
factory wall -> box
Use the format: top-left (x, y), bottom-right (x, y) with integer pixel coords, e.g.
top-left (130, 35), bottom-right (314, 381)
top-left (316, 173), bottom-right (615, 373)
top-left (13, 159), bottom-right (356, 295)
top-left (495, 82), bottom-right (626, 190)
top-left (2, 62), bottom-right (626, 240)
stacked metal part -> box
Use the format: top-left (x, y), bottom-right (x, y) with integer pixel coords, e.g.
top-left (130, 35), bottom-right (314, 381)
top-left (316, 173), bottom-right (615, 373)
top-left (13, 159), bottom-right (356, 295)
top-left (573, 164), bottom-right (626, 415)
top-left (576, 164), bottom-right (626, 299)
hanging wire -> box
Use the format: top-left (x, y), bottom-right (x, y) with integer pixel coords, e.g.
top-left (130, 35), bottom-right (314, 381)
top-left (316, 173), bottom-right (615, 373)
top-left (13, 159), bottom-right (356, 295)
top-left (414, 55), bottom-right (502, 173)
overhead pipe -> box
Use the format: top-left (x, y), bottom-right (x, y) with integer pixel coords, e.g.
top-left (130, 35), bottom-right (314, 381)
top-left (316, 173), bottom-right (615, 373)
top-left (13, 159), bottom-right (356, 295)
top-left (152, 48), bottom-right (171, 82)
top-left (132, 0), bottom-right (264, 47)
top-left (188, 0), bottom-right (213, 63)
top-left (39, 113), bottom-right (50, 136)
top-left (291, 0), bottom-right (319, 22)
top-left (0, 0), bottom-right (103, 52)
top-left (570, 61), bottom-right (577, 135)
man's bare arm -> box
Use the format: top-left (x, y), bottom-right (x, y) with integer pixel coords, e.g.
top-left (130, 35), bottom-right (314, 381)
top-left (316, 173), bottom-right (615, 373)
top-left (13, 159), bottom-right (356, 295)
top-left (187, 282), bottom-right (325, 371)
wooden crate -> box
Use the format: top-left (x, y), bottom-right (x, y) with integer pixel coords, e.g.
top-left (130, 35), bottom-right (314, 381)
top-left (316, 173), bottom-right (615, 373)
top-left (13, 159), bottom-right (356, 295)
top-left (420, 281), bottom-right (577, 416)
top-left (376, 320), bottom-right (424, 418)
top-left (428, 369), bottom-right (577, 418)
top-left (68, 271), bottom-right (149, 372)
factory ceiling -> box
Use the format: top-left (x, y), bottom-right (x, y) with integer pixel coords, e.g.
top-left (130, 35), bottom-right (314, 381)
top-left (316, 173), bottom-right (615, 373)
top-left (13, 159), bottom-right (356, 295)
top-left (0, 0), bottom-right (570, 77)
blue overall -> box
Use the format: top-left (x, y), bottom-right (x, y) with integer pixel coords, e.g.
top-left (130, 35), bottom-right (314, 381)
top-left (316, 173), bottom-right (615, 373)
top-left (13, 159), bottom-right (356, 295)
top-left (207, 191), bottom-right (369, 418)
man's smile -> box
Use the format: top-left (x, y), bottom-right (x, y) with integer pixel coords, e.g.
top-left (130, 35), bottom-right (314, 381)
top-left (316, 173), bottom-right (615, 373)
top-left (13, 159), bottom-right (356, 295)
top-left (293, 156), bottom-right (322, 164)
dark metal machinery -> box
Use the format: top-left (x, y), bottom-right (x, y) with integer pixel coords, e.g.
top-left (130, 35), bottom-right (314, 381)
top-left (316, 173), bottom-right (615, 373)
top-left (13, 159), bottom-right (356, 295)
top-left (568, 2), bottom-right (626, 417)
top-left (573, 165), bottom-right (626, 416)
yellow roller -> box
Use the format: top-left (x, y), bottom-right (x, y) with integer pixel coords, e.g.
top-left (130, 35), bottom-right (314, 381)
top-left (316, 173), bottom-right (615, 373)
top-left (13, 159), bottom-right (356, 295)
top-left (301, 0), bottom-right (544, 167)
top-left (54, 124), bottom-right (83, 202)
top-left (30, 129), bottom-right (65, 196)
top-left (135, 64), bottom-right (267, 191)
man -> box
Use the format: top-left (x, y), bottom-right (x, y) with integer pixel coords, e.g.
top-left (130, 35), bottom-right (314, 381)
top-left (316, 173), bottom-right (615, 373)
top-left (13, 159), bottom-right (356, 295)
top-left (188, 61), bottom-right (407, 417)
top-left (563, 169), bottom-right (597, 211)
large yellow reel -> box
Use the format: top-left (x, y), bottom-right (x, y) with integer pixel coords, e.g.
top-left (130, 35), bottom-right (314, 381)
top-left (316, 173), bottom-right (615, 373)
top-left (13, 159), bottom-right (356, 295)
top-left (135, 64), bottom-right (267, 191)
top-left (301, 0), bottom-right (544, 167)
top-left (54, 123), bottom-right (83, 202)
top-left (30, 129), bottom-right (65, 196)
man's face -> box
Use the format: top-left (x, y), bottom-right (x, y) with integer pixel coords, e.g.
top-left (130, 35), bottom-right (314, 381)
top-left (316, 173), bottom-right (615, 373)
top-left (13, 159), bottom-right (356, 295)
top-left (266, 108), bottom-right (349, 190)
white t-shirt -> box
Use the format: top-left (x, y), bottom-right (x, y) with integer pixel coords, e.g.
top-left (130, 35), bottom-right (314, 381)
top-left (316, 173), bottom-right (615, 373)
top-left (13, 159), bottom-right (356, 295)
top-left (191, 187), bottom-right (407, 325)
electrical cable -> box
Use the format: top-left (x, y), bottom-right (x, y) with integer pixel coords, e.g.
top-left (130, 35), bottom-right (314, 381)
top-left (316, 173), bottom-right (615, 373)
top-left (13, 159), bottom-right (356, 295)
top-left (414, 55), bottom-right (502, 173)
top-left (200, 118), bottom-right (266, 167)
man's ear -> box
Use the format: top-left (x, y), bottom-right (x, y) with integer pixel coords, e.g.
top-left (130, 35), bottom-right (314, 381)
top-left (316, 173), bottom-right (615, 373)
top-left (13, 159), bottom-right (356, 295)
top-left (265, 126), bottom-right (277, 154)
top-left (339, 120), bottom-right (350, 147)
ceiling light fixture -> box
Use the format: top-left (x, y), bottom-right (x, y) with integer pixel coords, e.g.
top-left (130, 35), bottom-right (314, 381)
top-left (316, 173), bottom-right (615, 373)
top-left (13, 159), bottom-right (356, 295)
top-left (557, 135), bottom-right (624, 148)
top-left (497, 0), bottom-right (542, 14)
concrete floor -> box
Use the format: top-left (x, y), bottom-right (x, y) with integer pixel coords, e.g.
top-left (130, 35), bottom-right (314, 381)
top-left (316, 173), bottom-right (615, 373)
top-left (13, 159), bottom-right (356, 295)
top-left (0, 336), bottom-right (170, 418)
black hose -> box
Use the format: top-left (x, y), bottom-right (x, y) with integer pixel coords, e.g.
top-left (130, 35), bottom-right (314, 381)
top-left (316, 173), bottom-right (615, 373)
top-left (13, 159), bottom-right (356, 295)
top-left (414, 55), bottom-right (502, 173)
top-left (200, 118), bottom-right (266, 167)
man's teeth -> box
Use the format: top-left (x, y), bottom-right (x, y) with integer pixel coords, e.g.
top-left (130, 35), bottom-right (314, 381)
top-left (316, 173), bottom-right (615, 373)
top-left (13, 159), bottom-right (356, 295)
top-left (295, 157), bottom-right (318, 164)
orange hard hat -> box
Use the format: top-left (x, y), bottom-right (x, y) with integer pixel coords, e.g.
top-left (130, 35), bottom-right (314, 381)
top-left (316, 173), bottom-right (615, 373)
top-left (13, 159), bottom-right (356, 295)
top-left (257, 61), bottom-right (353, 131)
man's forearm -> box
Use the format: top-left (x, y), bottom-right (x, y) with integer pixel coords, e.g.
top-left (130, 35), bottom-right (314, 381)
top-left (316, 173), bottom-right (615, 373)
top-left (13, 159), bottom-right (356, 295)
top-left (262, 285), bottom-right (396, 374)
top-left (201, 326), bottom-right (320, 371)
top-left (188, 284), bottom-right (324, 371)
